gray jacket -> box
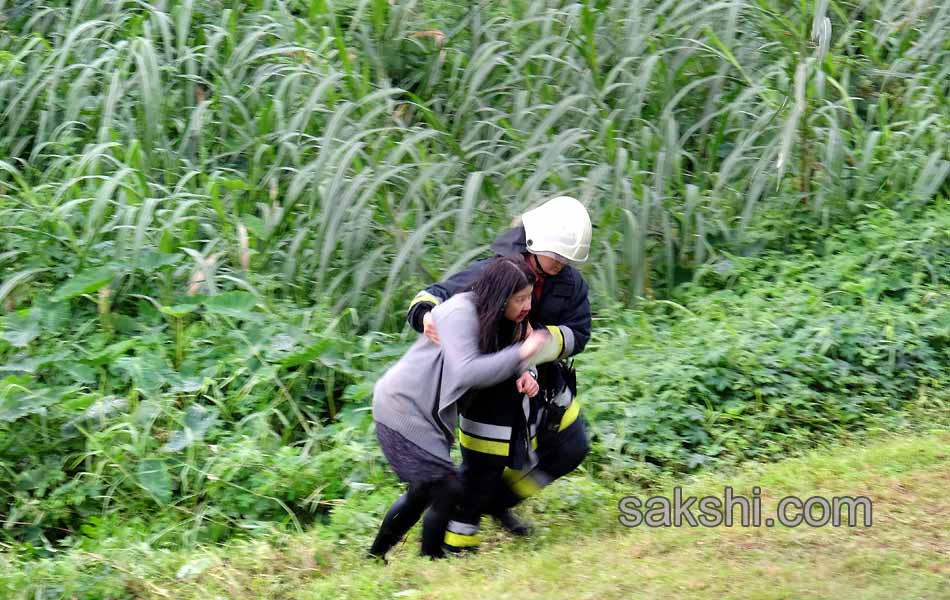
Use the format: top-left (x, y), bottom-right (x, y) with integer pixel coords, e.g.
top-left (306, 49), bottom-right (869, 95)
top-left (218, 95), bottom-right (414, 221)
top-left (372, 292), bottom-right (526, 462)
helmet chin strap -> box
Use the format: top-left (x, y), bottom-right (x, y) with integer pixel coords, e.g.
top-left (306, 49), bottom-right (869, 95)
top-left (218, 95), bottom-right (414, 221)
top-left (531, 253), bottom-right (557, 277)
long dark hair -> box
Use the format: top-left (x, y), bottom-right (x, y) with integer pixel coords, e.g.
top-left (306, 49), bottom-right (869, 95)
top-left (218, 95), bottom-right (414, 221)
top-left (471, 255), bottom-right (536, 353)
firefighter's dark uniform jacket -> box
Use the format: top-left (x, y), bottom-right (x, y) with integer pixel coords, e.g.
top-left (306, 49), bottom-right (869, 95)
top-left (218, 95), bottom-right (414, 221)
top-left (407, 226), bottom-right (592, 360)
top-left (405, 224), bottom-right (591, 470)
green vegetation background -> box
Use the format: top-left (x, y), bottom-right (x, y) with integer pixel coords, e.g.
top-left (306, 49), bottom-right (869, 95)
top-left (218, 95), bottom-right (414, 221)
top-left (0, 0), bottom-right (947, 584)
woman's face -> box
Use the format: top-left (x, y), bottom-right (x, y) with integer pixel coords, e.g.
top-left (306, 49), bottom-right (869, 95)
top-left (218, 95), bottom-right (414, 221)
top-left (505, 285), bottom-right (533, 323)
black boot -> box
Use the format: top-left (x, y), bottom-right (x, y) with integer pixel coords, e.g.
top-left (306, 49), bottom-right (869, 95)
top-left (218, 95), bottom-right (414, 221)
top-left (490, 509), bottom-right (532, 536)
top-left (419, 476), bottom-right (463, 559)
top-left (420, 508), bottom-right (448, 559)
top-left (368, 489), bottom-right (430, 561)
top-left (367, 528), bottom-right (399, 563)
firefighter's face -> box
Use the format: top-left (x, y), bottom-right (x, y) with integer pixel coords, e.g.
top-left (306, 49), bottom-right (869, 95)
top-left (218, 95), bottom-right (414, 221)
top-left (505, 285), bottom-right (533, 323)
top-left (536, 254), bottom-right (566, 276)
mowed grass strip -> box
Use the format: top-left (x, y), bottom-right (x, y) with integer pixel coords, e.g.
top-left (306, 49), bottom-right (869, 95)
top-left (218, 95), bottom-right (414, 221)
top-left (10, 430), bottom-right (945, 599)
top-left (301, 430), bottom-right (949, 600)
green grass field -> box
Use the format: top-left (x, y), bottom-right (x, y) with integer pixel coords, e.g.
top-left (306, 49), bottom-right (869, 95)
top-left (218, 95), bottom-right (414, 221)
top-left (6, 428), bottom-right (947, 599)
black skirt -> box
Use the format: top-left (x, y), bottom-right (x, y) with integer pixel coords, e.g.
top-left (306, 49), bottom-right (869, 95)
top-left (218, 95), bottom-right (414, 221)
top-left (375, 421), bottom-right (457, 484)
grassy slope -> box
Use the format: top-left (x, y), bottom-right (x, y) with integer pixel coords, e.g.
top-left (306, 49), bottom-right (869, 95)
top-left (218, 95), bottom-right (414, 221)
top-left (6, 429), bottom-right (948, 599)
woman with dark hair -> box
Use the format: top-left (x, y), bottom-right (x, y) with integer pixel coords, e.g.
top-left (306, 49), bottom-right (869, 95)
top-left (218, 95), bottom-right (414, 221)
top-left (369, 255), bottom-right (550, 560)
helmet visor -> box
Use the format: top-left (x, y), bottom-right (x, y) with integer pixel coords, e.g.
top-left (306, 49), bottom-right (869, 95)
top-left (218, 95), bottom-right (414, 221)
top-left (527, 249), bottom-right (585, 268)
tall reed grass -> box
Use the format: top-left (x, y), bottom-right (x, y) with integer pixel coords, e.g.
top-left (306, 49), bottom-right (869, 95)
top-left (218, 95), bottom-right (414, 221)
top-left (1, 0), bottom-right (946, 321)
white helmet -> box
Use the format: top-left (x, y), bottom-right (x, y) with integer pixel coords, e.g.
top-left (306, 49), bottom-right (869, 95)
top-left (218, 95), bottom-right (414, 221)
top-left (521, 196), bottom-right (592, 264)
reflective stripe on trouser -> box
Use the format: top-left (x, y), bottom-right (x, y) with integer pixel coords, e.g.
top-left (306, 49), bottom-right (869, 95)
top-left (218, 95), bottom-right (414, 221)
top-left (458, 400), bottom-right (581, 457)
top-left (444, 442), bottom-right (505, 551)
top-left (446, 408), bottom-right (589, 551)
top-left (457, 414), bottom-right (520, 457)
top-left (443, 519), bottom-right (480, 549)
top-left (492, 413), bottom-right (590, 511)
top-left (502, 466), bottom-right (554, 499)
top-left (500, 402), bottom-right (584, 499)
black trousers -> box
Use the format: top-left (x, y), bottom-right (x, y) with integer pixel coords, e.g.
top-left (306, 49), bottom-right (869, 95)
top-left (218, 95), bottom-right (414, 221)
top-left (446, 414), bottom-right (590, 549)
top-left (370, 475), bottom-right (463, 558)
top-left (371, 422), bottom-right (462, 559)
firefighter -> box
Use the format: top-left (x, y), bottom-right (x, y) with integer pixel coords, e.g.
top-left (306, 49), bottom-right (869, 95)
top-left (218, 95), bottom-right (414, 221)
top-left (405, 196), bottom-right (593, 547)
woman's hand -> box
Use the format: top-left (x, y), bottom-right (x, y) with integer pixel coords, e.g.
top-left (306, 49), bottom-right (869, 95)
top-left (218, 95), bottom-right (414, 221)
top-left (422, 311), bottom-right (441, 345)
top-left (515, 371), bottom-right (540, 397)
top-left (518, 328), bottom-right (550, 360)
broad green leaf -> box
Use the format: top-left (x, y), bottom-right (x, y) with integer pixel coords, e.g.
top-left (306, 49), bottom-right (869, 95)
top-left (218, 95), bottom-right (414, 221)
top-left (168, 376), bottom-right (204, 393)
top-left (159, 429), bottom-right (194, 453)
top-left (111, 314), bottom-right (139, 335)
top-left (114, 355), bottom-right (167, 395)
top-left (35, 299), bottom-right (72, 330)
top-left (279, 338), bottom-right (334, 367)
top-left (138, 250), bottom-right (181, 270)
top-left (161, 304), bottom-right (199, 318)
top-left (0, 379), bottom-right (65, 422)
top-left (161, 404), bottom-right (218, 452)
top-left (50, 267), bottom-right (115, 302)
top-left (0, 352), bottom-right (68, 374)
top-left (202, 291), bottom-right (258, 317)
top-left (183, 404), bottom-right (218, 434)
top-left (0, 268), bottom-right (46, 306)
top-left (60, 396), bottom-right (129, 436)
top-left (137, 458), bottom-right (172, 504)
top-left (84, 338), bottom-right (137, 366)
top-left (0, 312), bottom-right (41, 347)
